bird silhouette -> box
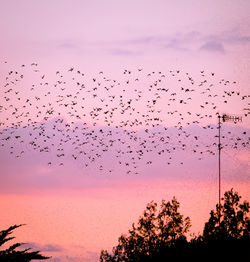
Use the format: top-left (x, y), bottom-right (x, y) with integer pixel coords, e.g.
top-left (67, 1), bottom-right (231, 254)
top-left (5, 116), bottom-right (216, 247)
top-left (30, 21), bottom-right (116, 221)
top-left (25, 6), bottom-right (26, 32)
top-left (0, 62), bottom-right (249, 174)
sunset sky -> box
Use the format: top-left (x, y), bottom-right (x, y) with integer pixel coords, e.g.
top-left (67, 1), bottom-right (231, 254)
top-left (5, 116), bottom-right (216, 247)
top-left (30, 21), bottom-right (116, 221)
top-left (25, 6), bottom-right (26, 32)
top-left (0, 1), bottom-right (249, 261)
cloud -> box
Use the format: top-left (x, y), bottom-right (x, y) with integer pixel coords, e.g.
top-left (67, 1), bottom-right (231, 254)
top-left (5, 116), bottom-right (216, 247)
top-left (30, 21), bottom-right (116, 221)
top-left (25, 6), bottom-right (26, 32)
top-left (218, 30), bottom-right (250, 45)
top-left (47, 258), bottom-right (62, 262)
top-left (48, 253), bottom-right (99, 262)
top-left (100, 32), bottom-right (197, 55)
top-left (20, 242), bottom-right (99, 262)
top-left (227, 35), bottom-right (250, 45)
top-left (0, 118), bottom-right (249, 195)
top-left (105, 30), bottom-right (250, 56)
top-left (57, 41), bottom-right (78, 50)
top-left (163, 38), bottom-right (189, 51)
top-left (124, 32), bottom-right (197, 52)
top-left (199, 41), bottom-right (225, 53)
top-left (21, 242), bottom-right (64, 252)
top-left (41, 244), bottom-right (64, 252)
top-left (34, 30), bottom-right (250, 59)
top-left (108, 48), bottom-right (141, 56)
top-left (198, 30), bottom-right (250, 53)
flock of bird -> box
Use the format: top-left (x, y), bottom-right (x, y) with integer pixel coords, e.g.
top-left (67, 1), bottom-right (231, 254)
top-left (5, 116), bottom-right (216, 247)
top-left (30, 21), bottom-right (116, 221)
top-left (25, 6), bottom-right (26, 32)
top-left (0, 62), bottom-right (249, 174)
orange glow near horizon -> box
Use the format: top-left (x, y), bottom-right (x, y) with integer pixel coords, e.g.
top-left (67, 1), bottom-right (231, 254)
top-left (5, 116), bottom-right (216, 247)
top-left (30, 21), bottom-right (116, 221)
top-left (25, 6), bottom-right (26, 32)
top-left (1, 179), bottom-right (249, 260)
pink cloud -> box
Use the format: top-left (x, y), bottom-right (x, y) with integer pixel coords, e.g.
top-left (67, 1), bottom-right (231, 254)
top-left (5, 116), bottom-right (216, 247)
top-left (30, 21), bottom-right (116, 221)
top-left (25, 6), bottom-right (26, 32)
top-left (200, 41), bottom-right (225, 53)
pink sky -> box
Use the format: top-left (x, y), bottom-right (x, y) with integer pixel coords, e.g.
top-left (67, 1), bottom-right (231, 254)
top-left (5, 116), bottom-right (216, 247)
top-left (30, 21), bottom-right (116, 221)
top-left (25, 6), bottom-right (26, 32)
top-left (0, 1), bottom-right (250, 261)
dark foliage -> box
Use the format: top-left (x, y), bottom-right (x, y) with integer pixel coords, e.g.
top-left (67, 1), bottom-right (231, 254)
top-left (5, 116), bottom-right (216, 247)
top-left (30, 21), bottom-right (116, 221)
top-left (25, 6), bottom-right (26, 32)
top-left (0, 224), bottom-right (50, 262)
top-left (100, 197), bottom-right (191, 262)
top-left (203, 188), bottom-right (250, 241)
top-left (196, 188), bottom-right (250, 260)
top-left (100, 189), bottom-right (250, 262)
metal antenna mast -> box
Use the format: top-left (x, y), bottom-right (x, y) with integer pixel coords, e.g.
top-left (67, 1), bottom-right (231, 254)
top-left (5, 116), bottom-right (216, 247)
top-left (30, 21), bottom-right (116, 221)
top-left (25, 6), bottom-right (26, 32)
top-left (218, 115), bottom-right (222, 222)
top-left (217, 114), bottom-right (242, 223)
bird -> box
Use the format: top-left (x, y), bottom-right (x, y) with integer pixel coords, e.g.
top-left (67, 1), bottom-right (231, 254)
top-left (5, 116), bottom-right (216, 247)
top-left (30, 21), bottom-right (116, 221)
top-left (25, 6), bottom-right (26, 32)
top-left (0, 64), bottom-right (248, 174)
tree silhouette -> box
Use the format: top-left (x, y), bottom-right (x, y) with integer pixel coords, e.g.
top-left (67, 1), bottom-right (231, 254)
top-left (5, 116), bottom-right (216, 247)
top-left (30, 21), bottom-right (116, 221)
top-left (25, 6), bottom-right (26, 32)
top-left (189, 188), bottom-right (250, 260)
top-left (203, 188), bottom-right (250, 242)
top-left (0, 224), bottom-right (50, 262)
top-left (100, 189), bottom-right (250, 261)
top-left (100, 197), bottom-right (191, 262)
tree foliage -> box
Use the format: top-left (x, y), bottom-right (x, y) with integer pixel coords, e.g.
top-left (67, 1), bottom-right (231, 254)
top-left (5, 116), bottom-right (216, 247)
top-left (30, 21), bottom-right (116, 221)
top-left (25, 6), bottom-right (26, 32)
top-left (0, 224), bottom-right (50, 262)
top-left (203, 188), bottom-right (250, 241)
top-left (100, 189), bottom-right (250, 262)
top-left (100, 197), bottom-right (191, 262)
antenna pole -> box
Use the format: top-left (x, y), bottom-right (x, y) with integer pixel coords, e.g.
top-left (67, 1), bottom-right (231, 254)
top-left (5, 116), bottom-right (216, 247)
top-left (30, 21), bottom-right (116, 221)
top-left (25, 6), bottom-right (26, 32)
top-left (218, 115), bottom-right (221, 223)
top-left (216, 113), bottom-right (242, 224)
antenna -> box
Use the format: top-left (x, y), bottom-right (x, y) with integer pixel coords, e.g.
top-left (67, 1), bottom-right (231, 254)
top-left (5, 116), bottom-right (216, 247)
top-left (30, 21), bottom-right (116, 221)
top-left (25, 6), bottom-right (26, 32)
top-left (222, 114), bottom-right (242, 123)
top-left (217, 114), bottom-right (242, 223)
